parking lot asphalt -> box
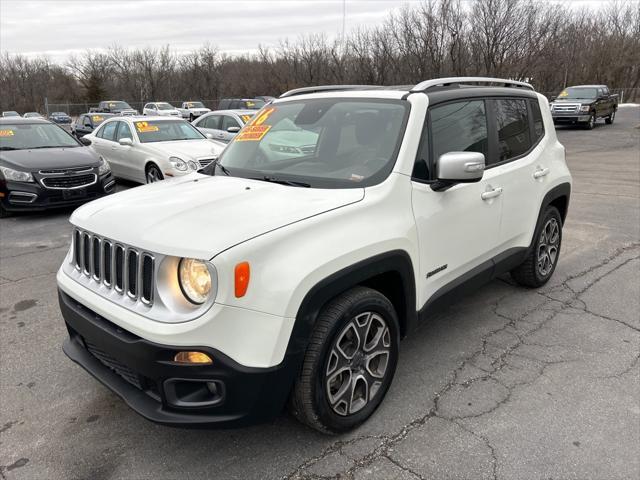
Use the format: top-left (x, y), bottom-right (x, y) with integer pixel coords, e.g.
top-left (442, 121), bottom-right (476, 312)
top-left (1, 107), bottom-right (639, 480)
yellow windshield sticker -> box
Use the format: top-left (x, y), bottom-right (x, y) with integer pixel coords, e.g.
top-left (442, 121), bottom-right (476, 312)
top-left (187, 102), bottom-right (194, 107)
top-left (558, 90), bottom-right (569, 97)
top-left (241, 115), bottom-right (253, 123)
top-left (91, 115), bottom-right (104, 123)
top-left (135, 121), bottom-right (159, 133)
top-left (0, 129), bottom-right (15, 137)
top-left (235, 125), bottom-right (271, 142)
top-left (248, 107), bottom-right (276, 126)
top-left (246, 101), bottom-right (255, 107)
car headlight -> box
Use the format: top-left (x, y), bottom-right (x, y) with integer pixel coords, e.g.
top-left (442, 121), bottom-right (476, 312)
top-left (178, 258), bottom-right (213, 304)
top-left (580, 105), bottom-right (590, 112)
top-left (188, 160), bottom-right (199, 170)
top-left (98, 156), bottom-right (111, 175)
top-left (169, 156), bottom-right (188, 171)
top-left (0, 166), bottom-right (34, 182)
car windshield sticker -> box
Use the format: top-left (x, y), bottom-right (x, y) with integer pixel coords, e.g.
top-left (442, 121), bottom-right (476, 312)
top-left (241, 115), bottom-right (253, 123)
top-left (246, 101), bottom-right (255, 107)
top-left (91, 115), bottom-right (104, 123)
top-left (187, 102), bottom-right (194, 108)
top-left (0, 129), bottom-right (15, 137)
top-left (235, 107), bottom-right (275, 142)
top-left (558, 90), bottom-right (569, 97)
top-left (135, 121), bottom-right (159, 133)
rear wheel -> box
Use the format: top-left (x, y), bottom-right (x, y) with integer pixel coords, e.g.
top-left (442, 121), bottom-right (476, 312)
top-left (145, 164), bottom-right (164, 184)
top-left (605, 110), bottom-right (615, 125)
top-left (289, 287), bottom-right (400, 434)
top-left (511, 206), bottom-right (562, 288)
top-left (189, 114), bottom-right (195, 122)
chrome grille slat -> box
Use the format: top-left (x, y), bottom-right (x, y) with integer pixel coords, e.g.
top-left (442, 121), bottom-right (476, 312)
top-left (71, 229), bottom-right (154, 307)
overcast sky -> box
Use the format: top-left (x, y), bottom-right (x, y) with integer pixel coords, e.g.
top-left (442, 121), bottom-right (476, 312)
top-left (0, 0), bottom-right (619, 62)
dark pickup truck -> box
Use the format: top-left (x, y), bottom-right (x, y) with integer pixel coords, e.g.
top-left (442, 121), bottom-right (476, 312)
top-left (549, 85), bottom-right (618, 129)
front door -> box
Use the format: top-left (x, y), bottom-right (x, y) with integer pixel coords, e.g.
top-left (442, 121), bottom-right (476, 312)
top-left (411, 99), bottom-right (504, 307)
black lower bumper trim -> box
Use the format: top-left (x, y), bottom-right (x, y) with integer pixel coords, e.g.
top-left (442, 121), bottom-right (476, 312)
top-left (59, 290), bottom-right (301, 428)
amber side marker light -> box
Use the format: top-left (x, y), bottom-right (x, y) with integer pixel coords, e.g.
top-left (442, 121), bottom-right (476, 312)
top-left (235, 262), bottom-right (250, 298)
top-left (174, 351), bottom-right (213, 365)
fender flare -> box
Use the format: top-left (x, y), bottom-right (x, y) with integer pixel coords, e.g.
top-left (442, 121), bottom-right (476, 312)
top-left (285, 250), bottom-right (417, 359)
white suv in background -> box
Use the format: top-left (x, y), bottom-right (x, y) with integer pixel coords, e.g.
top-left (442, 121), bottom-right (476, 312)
top-left (83, 116), bottom-right (225, 184)
top-left (143, 102), bottom-right (181, 117)
top-left (58, 78), bottom-right (571, 433)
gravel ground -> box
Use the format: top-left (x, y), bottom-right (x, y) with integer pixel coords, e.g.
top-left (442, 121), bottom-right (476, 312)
top-left (1, 106), bottom-right (638, 480)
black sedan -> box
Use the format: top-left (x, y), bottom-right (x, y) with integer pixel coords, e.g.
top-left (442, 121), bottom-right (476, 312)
top-left (0, 118), bottom-right (115, 217)
top-left (71, 112), bottom-right (115, 138)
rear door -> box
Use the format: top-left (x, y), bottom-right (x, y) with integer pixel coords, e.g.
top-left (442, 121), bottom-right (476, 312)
top-left (111, 121), bottom-right (140, 181)
top-left (487, 97), bottom-right (546, 258)
top-left (195, 114), bottom-right (223, 139)
top-left (411, 98), bottom-right (504, 306)
top-left (91, 120), bottom-right (118, 171)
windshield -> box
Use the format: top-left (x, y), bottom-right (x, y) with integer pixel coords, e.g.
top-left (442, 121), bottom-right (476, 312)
top-left (217, 98), bottom-right (409, 188)
top-left (108, 102), bottom-right (132, 110)
top-left (186, 102), bottom-right (205, 108)
top-left (51, 112), bottom-right (68, 116)
top-left (90, 114), bottom-right (111, 125)
top-left (0, 123), bottom-right (80, 150)
top-left (156, 103), bottom-right (174, 110)
top-left (244, 99), bottom-right (265, 110)
top-left (3, 112), bottom-right (19, 117)
top-left (24, 113), bottom-right (42, 118)
top-left (557, 87), bottom-right (598, 100)
top-left (134, 120), bottom-right (205, 143)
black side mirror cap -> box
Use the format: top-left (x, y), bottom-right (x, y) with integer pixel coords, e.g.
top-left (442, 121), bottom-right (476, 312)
top-left (79, 137), bottom-right (91, 146)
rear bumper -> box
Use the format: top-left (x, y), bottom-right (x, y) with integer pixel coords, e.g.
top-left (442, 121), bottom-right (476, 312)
top-left (59, 289), bottom-right (300, 428)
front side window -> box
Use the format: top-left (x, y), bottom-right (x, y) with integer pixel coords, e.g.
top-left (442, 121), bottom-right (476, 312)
top-left (494, 99), bottom-right (531, 163)
top-left (221, 115), bottom-right (240, 130)
top-left (115, 122), bottom-right (133, 141)
top-left (430, 100), bottom-right (488, 170)
top-left (134, 120), bottom-right (205, 143)
top-left (0, 123), bottom-right (80, 150)
top-left (218, 98), bottom-right (409, 188)
top-left (202, 115), bottom-right (221, 130)
top-left (97, 121), bottom-right (118, 141)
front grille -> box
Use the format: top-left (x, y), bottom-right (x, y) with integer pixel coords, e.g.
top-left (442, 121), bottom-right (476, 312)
top-left (85, 339), bottom-right (143, 389)
top-left (73, 229), bottom-right (155, 306)
top-left (198, 157), bottom-right (215, 168)
top-left (552, 104), bottom-right (580, 113)
top-left (40, 166), bottom-right (93, 175)
top-left (42, 173), bottom-right (96, 189)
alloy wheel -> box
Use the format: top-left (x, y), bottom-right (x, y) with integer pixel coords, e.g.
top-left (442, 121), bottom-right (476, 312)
top-left (146, 167), bottom-right (162, 183)
top-left (537, 218), bottom-right (560, 277)
top-left (325, 311), bottom-right (391, 416)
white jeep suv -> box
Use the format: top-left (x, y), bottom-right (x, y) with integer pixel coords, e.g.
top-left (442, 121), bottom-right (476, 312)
top-left (57, 78), bottom-right (571, 433)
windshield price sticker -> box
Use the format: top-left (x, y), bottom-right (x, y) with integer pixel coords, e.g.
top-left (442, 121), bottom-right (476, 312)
top-left (135, 121), bottom-right (159, 133)
top-left (241, 115), bottom-right (253, 123)
top-left (0, 129), bottom-right (15, 137)
top-left (235, 125), bottom-right (271, 142)
top-left (91, 115), bottom-right (104, 122)
top-left (558, 90), bottom-right (569, 97)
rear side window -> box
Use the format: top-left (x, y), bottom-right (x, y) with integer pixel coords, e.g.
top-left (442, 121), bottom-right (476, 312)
top-left (430, 100), bottom-right (489, 166)
top-left (494, 99), bottom-right (531, 163)
top-left (97, 121), bottom-right (117, 141)
top-left (221, 115), bottom-right (240, 130)
top-left (530, 100), bottom-right (544, 141)
top-left (203, 115), bottom-right (221, 129)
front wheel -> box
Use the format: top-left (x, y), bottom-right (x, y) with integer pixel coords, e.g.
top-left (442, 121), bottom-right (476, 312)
top-left (289, 287), bottom-right (400, 434)
top-left (585, 112), bottom-right (596, 130)
top-left (511, 206), bottom-right (562, 288)
top-left (189, 114), bottom-right (195, 122)
top-left (145, 164), bottom-right (164, 184)
top-left (605, 110), bottom-right (615, 125)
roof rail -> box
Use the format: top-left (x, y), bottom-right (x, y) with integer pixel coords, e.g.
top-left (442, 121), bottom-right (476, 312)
top-left (279, 85), bottom-right (382, 99)
top-left (411, 77), bottom-right (534, 92)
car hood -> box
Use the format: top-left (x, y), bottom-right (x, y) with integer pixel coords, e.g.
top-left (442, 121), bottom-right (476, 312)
top-left (144, 139), bottom-right (225, 159)
top-left (0, 147), bottom-right (99, 171)
top-left (71, 174), bottom-right (364, 259)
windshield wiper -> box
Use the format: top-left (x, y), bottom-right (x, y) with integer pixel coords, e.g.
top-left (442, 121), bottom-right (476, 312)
top-left (211, 158), bottom-right (230, 176)
top-left (29, 145), bottom-right (76, 149)
top-left (253, 175), bottom-right (311, 188)
top-left (0, 146), bottom-right (19, 151)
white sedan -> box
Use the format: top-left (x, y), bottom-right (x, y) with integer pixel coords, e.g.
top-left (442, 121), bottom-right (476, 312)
top-left (143, 102), bottom-right (182, 117)
top-left (82, 116), bottom-right (225, 184)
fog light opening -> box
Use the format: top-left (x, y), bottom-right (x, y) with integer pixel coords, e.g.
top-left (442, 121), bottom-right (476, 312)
top-left (174, 351), bottom-right (213, 365)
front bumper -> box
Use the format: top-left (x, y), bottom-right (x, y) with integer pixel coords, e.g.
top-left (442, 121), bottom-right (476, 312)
top-left (0, 173), bottom-right (115, 213)
top-left (552, 113), bottom-right (591, 123)
top-left (59, 289), bottom-right (301, 428)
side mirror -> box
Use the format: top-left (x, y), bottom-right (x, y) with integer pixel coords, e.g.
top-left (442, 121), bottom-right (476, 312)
top-left (433, 151), bottom-right (485, 191)
top-left (205, 133), bottom-right (214, 139)
top-left (79, 137), bottom-right (92, 146)
top-left (227, 126), bottom-right (241, 133)
top-left (119, 137), bottom-right (133, 146)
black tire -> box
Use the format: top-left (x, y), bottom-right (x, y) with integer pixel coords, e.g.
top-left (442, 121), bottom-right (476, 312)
top-left (0, 203), bottom-right (11, 218)
top-left (145, 163), bottom-right (164, 184)
top-left (605, 110), bottom-right (615, 125)
top-left (511, 206), bottom-right (562, 288)
top-left (289, 286), bottom-right (400, 434)
top-left (189, 114), bottom-right (195, 122)
top-left (585, 112), bottom-right (596, 130)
